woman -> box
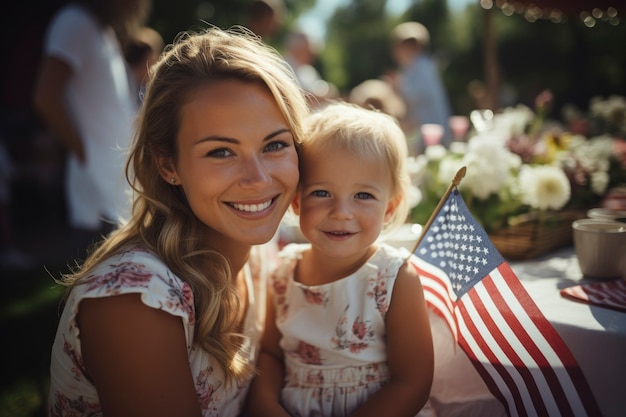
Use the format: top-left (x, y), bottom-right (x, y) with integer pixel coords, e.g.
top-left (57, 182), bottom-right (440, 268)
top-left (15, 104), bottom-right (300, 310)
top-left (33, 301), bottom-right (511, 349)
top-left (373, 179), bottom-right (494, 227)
top-left (48, 27), bottom-right (309, 417)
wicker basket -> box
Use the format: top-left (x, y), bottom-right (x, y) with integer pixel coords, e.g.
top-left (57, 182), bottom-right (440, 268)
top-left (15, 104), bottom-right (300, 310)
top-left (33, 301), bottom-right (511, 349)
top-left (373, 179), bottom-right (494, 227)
top-left (489, 210), bottom-right (587, 261)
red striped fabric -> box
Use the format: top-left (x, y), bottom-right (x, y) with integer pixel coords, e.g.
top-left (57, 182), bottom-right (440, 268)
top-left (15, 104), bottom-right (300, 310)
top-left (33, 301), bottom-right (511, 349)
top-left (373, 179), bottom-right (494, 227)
top-left (560, 279), bottom-right (626, 313)
top-left (409, 189), bottom-right (601, 417)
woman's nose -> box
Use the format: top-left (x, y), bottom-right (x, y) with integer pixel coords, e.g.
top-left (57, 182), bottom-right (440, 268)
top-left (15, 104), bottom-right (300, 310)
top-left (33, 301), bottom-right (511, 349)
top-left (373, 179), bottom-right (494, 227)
top-left (239, 156), bottom-right (271, 188)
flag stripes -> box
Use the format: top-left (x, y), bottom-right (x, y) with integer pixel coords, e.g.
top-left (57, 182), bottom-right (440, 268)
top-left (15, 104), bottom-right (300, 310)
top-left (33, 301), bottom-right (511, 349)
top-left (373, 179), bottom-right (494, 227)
top-left (409, 189), bottom-right (601, 417)
top-left (561, 279), bottom-right (626, 313)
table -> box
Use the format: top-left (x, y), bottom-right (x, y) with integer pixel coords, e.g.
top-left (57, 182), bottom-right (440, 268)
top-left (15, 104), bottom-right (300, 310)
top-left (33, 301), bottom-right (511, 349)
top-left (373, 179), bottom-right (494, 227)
top-left (426, 246), bottom-right (626, 417)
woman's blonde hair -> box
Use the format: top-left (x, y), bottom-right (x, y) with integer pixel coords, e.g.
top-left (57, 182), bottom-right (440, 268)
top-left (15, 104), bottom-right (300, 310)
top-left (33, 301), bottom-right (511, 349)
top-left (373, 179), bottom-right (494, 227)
top-left (59, 26), bottom-right (309, 384)
top-left (302, 101), bottom-right (411, 233)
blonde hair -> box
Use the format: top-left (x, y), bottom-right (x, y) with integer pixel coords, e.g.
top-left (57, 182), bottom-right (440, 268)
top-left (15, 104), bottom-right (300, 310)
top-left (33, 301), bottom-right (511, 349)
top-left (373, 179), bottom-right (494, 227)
top-left (302, 102), bottom-right (411, 232)
top-left (59, 26), bottom-right (309, 384)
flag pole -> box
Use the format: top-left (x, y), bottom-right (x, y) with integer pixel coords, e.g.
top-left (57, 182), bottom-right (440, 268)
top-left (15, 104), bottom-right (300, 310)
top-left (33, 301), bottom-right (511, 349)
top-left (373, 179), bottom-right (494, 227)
top-left (410, 166), bottom-right (467, 254)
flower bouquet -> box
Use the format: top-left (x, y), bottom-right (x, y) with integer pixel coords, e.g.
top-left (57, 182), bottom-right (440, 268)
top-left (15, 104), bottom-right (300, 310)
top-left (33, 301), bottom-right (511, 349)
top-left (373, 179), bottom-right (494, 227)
top-left (408, 93), bottom-right (626, 260)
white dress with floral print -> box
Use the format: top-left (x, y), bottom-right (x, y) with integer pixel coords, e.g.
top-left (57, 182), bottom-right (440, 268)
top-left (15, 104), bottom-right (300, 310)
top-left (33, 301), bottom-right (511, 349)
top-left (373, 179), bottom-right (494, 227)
top-left (48, 244), bottom-right (271, 417)
top-left (271, 242), bottom-right (429, 417)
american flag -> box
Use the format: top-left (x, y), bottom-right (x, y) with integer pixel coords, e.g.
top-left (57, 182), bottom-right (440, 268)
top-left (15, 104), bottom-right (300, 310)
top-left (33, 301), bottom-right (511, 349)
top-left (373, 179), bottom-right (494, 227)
top-left (409, 189), bottom-right (601, 417)
top-left (561, 279), bottom-right (626, 313)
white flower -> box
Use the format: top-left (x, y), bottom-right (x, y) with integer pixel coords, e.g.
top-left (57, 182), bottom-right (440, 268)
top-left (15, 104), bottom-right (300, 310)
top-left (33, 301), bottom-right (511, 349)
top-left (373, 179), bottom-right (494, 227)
top-left (438, 157), bottom-right (466, 190)
top-left (590, 171), bottom-right (609, 195)
top-left (449, 141), bottom-right (467, 154)
top-left (406, 185), bottom-right (423, 209)
top-left (493, 105), bottom-right (535, 137)
top-left (457, 136), bottom-right (517, 200)
top-left (407, 155), bottom-right (429, 186)
top-left (518, 165), bottom-right (571, 210)
top-left (424, 144), bottom-right (448, 160)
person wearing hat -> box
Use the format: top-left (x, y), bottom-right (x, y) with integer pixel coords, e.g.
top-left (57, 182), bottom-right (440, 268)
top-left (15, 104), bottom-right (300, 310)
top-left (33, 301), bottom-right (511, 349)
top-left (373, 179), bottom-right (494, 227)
top-left (391, 21), bottom-right (453, 154)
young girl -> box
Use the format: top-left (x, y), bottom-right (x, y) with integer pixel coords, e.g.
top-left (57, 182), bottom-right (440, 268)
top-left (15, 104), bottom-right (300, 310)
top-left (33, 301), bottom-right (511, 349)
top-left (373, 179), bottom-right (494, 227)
top-left (248, 102), bottom-right (434, 417)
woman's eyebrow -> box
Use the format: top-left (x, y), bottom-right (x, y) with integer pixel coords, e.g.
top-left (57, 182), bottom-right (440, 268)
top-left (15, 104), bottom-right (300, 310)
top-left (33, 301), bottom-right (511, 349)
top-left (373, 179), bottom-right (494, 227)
top-left (193, 128), bottom-right (292, 145)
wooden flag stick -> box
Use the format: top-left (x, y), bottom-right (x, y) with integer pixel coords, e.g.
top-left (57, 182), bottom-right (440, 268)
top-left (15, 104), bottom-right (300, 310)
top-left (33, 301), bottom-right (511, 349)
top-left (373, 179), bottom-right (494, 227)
top-left (410, 166), bottom-right (467, 254)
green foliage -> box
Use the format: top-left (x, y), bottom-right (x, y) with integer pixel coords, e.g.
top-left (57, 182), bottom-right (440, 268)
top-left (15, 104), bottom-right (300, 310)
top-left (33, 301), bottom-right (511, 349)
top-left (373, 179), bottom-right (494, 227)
top-left (145, 0), bottom-right (626, 117)
top-left (324, 0), bottom-right (397, 91)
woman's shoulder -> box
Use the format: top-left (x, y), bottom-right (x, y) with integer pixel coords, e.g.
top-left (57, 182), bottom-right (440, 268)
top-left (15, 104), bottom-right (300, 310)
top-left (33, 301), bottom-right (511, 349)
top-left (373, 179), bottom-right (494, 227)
top-left (77, 245), bottom-right (194, 320)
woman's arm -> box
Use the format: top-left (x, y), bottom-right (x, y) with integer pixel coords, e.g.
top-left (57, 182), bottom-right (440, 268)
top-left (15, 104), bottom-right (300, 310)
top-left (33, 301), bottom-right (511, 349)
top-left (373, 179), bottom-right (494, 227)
top-left (351, 261), bottom-right (434, 417)
top-left (78, 293), bottom-right (202, 417)
top-left (33, 56), bottom-right (86, 162)
top-left (246, 290), bottom-right (291, 417)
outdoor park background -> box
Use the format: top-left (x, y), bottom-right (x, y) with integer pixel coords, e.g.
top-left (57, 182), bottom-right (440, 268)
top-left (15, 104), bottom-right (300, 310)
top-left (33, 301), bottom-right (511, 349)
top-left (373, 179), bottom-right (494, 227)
top-left (1, 0), bottom-right (625, 416)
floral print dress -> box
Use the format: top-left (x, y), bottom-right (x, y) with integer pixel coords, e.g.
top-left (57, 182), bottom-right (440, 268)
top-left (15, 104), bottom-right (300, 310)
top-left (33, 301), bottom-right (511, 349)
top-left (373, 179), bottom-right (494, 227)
top-left (48, 244), bottom-right (270, 417)
top-left (271, 242), bottom-right (425, 417)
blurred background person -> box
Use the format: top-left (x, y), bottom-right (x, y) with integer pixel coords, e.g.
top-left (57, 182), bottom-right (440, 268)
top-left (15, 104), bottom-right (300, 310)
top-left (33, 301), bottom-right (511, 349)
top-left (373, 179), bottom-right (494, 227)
top-left (33, 0), bottom-right (151, 261)
top-left (349, 78), bottom-right (406, 122)
top-left (390, 21), bottom-right (452, 154)
top-left (243, 0), bottom-right (285, 43)
top-left (283, 30), bottom-right (338, 108)
top-left (125, 26), bottom-right (164, 106)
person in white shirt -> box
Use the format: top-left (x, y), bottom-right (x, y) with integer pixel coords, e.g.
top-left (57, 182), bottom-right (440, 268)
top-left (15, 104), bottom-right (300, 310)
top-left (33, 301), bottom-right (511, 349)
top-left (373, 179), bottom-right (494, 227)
top-left (33, 0), bottom-right (150, 258)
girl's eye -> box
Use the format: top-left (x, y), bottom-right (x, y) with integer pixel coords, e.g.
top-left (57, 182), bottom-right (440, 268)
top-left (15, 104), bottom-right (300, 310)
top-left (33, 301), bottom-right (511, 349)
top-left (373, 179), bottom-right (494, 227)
top-left (264, 140), bottom-right (290, 152)
top-left (355, 192), bottom-right (375, 200)
top-left (206, 147), bottom-right (234, 158)
top-left (311, 190), bottom-right (330, 198)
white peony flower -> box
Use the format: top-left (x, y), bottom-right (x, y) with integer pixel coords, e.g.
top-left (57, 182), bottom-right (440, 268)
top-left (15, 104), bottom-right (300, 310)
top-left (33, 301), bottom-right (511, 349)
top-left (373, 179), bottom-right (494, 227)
top-left (459, 136), bottom-right (517, 200)
top-left (492, 104), bottom-right (535, 137)
top-left (518, 165), bottom-right (571, 210)
top-left (438, 157), bottom-right (466, 190)
top-left (590, 171), bottom-right (609, 195)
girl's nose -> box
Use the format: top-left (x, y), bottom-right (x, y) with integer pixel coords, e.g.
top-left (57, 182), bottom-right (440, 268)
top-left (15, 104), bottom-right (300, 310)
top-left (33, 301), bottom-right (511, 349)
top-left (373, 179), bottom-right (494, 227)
top-left (329, 198), bottom-right (353, 220)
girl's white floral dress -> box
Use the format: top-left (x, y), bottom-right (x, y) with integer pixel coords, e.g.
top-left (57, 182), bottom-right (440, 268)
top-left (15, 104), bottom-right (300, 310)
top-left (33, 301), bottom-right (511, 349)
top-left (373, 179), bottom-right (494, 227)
top-left (271, 242), bottom-right (431, 417)
top-left (48, 244), bottom-right (270, 417)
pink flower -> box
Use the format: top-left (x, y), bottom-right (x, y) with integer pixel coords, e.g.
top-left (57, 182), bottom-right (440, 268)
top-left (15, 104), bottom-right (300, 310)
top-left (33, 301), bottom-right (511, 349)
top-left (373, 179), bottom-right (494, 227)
top-left (297, 341), bottom-right (322, 365)
top-left (302, 288), bottom-right (327, 305)
top-left (352, 317), bottom-right (368, 339)
top-left (349, 342), bottom-right (369, 354)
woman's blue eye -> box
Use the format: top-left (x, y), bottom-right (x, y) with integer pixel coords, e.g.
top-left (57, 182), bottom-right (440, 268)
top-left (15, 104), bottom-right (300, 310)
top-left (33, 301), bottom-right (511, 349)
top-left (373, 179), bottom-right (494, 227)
top-left (206, 147), bottom-right (233, 158)
top-left (265, 140), bottom-right (289, 152)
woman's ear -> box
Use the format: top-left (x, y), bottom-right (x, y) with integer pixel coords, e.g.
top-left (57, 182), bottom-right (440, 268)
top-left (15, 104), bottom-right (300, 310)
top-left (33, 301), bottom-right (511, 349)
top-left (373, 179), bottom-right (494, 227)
top-left (155, 155), bottom-right (179, 185)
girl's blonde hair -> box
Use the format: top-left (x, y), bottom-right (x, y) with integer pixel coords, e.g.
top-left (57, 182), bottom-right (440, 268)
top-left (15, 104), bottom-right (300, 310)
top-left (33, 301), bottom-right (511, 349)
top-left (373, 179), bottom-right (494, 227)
top-left (59, 26), bottom-right (309, 384)
top-left (302, 101), bottom-right (411, 233)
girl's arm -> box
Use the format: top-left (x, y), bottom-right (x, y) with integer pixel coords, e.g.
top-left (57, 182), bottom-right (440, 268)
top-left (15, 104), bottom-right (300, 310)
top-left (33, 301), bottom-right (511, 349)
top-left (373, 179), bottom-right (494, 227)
top-left (351, 261), bottom-right (434, 417)
top-left (246, 290), bottom-right (291, 417)
top-left (78, 293), bottom-right (202, 417)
